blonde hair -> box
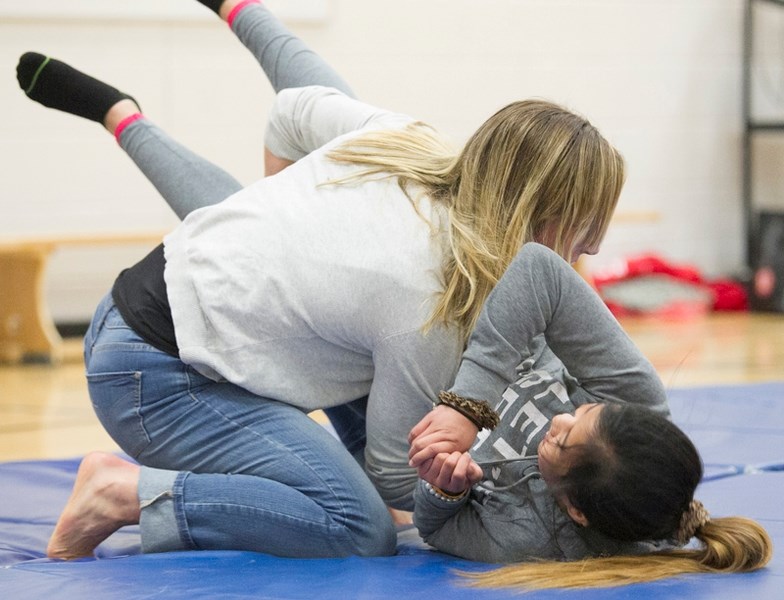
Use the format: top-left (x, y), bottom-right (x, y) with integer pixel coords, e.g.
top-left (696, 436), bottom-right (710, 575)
top-left (460, 516), bottom-right (772, 590)
top-left (327, 100), bottom-right (624, 338)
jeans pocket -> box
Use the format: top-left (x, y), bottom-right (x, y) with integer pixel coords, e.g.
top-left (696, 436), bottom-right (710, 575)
top-left (87, 370), bottom-right (151, 458)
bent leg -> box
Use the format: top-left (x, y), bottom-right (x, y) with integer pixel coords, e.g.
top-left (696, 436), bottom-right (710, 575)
top-left (133, 382), bottom-right (394, 557)
top-left (17, 52), bottom-right (242, 219)
top-left (137, 439), bottom-right (395, 557)
top-left (84, 297), bottom-right (395, 558)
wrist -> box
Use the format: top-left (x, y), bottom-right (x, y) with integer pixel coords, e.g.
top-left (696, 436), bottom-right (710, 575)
top-left (423, 481), bottom-right (468, 502)
top-left (432, 403), bottom-right (478, 433)
top-left (436, 391), bottom-right (500, 431)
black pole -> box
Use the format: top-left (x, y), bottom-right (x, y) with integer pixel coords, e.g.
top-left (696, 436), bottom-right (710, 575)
top-left (742, 0), bottom-right (754, 268)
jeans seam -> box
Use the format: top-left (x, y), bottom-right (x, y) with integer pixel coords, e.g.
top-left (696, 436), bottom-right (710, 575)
top-left (184, 501), bottom-right (342, 529)
top-left (85, 293), bottom-right (114, 363)
top-left (173, 472), bottom-right (198, 550)
top-left (134, 371), bottom-right (152, 450)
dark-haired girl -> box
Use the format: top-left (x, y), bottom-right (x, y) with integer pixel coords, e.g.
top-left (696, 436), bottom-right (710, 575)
top-left (408, 243), bottom-right (772, 589)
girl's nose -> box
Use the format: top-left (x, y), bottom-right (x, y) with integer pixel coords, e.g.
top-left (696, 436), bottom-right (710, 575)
top-left (550, 413), bottom-right (573, 436)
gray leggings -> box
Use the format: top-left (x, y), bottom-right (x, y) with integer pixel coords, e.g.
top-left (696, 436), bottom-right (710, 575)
top-left (119, 2), bottom-right (354, 219)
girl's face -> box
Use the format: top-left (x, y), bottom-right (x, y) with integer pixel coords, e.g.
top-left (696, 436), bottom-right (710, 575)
top-left (537, 403), bottom-right (603, 485)
top-left (569, 240), bottom-right (599, 264)
top-left (533, 225), bottom-right (600, 264)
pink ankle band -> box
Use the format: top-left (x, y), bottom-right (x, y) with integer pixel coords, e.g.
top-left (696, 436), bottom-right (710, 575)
top-left (114, 113), bottom-right (144, 143)
top-left (227, 0), bottom-right (261, 27)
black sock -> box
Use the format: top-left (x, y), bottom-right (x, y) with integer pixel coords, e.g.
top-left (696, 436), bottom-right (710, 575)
top-left (196, 0), bottom-right (225, 14)
top-left (17, 52), bottom-right (138, 124)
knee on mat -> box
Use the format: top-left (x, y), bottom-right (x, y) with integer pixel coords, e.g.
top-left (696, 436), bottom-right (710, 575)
top-left (346, 511), bottom-right (397, 557)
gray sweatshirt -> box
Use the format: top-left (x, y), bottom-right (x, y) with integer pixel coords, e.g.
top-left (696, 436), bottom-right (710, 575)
top-left (414, 243), bottom-right (672, 562)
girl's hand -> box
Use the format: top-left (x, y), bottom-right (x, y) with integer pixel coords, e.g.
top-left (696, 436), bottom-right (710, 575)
top-left (408, 404), bottom-right (478, 468)
top-left (419, 451), bottom-right (483, 495)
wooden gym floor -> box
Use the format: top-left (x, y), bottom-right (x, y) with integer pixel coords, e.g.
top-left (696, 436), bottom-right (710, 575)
top-left (1, 312), bottom-right (783, 463)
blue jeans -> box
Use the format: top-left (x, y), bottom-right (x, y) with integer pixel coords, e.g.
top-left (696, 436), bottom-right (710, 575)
top-left (84, 292), bottom-right (396, 557)
top-left (323, 398), bottom-right (368, 464)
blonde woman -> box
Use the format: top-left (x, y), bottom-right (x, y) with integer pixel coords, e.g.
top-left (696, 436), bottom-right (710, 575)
top-left (18, 0), bottom-right (622, 560)
top-left (408, 243), bottom-right (772, 589)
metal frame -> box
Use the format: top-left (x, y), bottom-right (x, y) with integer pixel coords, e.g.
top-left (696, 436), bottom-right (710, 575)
top-left (742, 0), bottom-right (784, 267)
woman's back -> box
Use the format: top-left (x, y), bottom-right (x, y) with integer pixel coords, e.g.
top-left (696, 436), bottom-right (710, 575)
top-left (164, 136), bottom-right (457, 412)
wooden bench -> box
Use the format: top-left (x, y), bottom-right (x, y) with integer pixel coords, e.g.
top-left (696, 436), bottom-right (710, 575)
top-left (0, 232), bottom-right (167, 364)
top-left (0, 211), bottom-right (657, 364)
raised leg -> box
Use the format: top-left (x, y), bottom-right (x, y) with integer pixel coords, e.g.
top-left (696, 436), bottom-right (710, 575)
top-left (117, 118), bottom-right (243, 219)
top-left (80, 298), bottom-right (396, 558)
top-left (17, 53), bottom-right (242, 218)
top-left (215, 0), bottom-right (355, 97)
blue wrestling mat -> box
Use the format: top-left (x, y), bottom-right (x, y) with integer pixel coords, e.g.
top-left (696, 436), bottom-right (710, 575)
top-left (1, 382), bottom-right (782, 599)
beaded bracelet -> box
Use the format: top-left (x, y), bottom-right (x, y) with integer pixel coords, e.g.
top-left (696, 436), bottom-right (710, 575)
top-left (436, 391), bottom-right (500, 431)
top-left (424, 482), bottom-right (468, 502)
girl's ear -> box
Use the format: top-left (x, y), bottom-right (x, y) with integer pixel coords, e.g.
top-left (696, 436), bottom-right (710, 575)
top-left (564, 500), bottom-right (589, 527)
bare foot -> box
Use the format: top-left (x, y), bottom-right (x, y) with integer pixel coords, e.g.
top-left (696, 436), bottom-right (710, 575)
top-left (47, 452), bottom-right (141, 559)
top-left (388, 507), bottom-right (413, 527)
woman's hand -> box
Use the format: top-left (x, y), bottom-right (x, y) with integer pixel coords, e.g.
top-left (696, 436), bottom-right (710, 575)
top-left (408, 404), bottom-right (478, 469)
top-left (420, 451), bottom-right (484, 495)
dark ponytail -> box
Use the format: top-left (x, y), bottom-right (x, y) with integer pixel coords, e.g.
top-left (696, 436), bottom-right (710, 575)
top-left (460, 404), bottom-right (772, 590)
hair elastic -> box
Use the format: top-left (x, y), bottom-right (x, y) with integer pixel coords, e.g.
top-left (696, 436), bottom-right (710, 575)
top-left (676, 499), bottom-right (710, 544)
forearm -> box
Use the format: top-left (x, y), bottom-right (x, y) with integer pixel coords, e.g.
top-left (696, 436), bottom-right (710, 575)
top-left (413, 481), bottom-right (513, 562)
top-left (413, 479), bottom-right (468, 537)
top-left (453, 243), bottom-right (668, 415)
top-left (364, 326), bottom-right (463, 510)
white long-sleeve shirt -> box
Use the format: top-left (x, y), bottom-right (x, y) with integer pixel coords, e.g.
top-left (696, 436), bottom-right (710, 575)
top-left (163, 86), bottom-right (463, 508)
